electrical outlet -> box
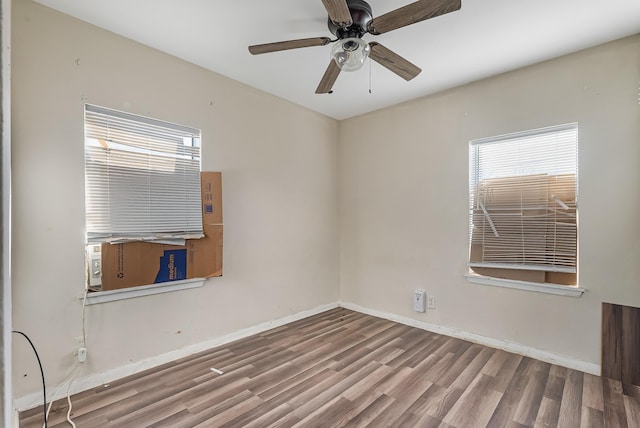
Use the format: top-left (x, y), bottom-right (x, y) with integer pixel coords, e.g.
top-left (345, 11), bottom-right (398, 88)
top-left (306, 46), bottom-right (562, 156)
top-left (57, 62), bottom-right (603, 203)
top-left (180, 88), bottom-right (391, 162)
top-left (77, 347), bottom-right (88, 363)
top-left (427, 295), bottom-right (436, 309)
top-left (413, 290), bottom-right (426, 312)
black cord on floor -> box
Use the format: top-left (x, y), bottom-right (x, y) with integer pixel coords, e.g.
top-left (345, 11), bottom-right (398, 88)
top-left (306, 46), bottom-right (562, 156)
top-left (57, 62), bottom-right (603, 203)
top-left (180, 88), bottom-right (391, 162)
top-left (13, 330), bottom-right (47, 428)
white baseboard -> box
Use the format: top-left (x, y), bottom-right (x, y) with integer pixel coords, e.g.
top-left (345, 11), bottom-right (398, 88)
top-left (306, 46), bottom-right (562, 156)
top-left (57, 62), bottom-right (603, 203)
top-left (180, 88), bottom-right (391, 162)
top-left (13, 301), bottom-right (340, 413)
top-left (339, 301), bottom-right (600, 376)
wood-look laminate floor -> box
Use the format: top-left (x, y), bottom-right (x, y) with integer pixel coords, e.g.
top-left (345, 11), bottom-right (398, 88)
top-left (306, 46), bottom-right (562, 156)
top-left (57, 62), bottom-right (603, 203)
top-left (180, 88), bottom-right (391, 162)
top-left (20, 308), bottom-right (640, 427)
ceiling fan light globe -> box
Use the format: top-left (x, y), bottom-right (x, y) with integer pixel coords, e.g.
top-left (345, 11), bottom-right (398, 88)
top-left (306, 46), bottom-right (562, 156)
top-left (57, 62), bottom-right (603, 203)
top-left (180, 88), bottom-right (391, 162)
top-left (331, 38), bottom-right (370, 72)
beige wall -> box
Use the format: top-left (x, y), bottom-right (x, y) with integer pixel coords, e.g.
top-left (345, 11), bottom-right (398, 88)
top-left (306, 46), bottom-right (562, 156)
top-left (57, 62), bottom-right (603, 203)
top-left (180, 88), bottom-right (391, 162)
top-left (339, 34), bottom-right (640, 367)
top-left (11, 0), bottom-right (339, 398)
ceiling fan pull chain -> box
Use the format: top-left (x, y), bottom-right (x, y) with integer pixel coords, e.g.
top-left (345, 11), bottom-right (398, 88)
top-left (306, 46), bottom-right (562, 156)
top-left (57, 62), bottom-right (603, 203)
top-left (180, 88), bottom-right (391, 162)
top-left (369, 57), bottom-right (372, 94)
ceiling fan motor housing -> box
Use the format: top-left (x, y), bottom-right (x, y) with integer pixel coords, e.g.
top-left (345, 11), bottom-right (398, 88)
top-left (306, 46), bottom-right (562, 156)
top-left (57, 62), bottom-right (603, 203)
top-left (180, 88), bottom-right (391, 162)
top-left (327, 0), bottom-right (373, 39)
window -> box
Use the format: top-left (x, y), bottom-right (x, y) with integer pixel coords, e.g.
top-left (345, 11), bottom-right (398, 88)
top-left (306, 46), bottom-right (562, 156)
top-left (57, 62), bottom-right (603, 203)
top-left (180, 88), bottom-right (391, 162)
top-left (84, 105), bottom-right (202, 243)
top-left (84, 104), bottom-right (202, 290)
top-left (468, 123), bottom-right (578, 288)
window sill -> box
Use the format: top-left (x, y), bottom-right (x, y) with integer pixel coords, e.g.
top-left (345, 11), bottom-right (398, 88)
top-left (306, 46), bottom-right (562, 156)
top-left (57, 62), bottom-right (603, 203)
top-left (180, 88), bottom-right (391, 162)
top-left (465, 274), bottom-right (585, 297)
top-left (83, 278), bottom-right (206, 305)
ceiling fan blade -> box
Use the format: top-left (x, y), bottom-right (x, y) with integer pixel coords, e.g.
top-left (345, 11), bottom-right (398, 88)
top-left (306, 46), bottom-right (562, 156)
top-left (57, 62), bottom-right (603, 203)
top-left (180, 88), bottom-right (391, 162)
top-left (369, 42), bottom-right (421, 81)
top-left (316, 60), bottom-right (341, 94)
top-left (368, 0), bottom-right (461, 35)
top-left (249, 37), bottom-right (332, 55)
top-left (321, 0), bottom-right (353, 27)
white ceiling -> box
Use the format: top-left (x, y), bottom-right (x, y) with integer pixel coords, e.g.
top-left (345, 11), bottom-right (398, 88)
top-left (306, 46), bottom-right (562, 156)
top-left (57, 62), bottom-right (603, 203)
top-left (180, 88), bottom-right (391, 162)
top-left (33, 0), bottom-right (640, 120)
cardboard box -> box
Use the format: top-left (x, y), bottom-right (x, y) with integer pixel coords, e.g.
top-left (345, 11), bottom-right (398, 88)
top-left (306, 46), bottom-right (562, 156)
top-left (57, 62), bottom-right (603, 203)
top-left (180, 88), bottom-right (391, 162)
top-left (101, 225), bottom-right (223, 290)
top-left (100, 172), bottom-right (223, 290)
top-left (101, 241), bottom-right (189, 290)
top-left (187, 224), bottom-right (223, 278)
top-left (201, 171), bottom-right (222, 225)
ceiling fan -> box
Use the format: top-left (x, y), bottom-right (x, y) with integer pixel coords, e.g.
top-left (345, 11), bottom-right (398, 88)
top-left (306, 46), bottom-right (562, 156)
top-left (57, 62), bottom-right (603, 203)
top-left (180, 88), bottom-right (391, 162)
top-left (248, 0), bottom-right (462, 94)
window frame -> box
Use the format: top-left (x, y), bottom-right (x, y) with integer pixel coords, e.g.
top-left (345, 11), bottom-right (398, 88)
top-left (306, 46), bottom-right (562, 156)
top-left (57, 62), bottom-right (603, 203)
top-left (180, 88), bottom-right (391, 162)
top-left (466, 123), bottom-right (584, 297)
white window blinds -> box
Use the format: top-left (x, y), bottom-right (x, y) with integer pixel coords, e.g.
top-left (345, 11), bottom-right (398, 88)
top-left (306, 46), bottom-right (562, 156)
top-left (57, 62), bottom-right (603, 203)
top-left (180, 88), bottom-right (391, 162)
top-left (468, 123), bottom-right (578, 285)
top-left (84, 104), bottom-right (203, 244)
